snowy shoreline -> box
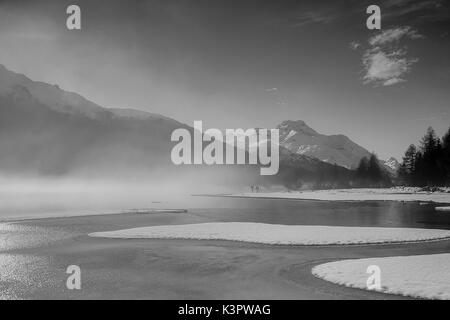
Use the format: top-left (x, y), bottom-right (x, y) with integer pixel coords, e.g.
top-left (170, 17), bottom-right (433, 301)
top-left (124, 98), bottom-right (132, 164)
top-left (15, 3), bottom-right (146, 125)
top-left (215, 188), bottom-right (450, 204)
top-left (89, 222), bottom-right (450, 246)
top-left (312, 253), bottom-right (450, 300)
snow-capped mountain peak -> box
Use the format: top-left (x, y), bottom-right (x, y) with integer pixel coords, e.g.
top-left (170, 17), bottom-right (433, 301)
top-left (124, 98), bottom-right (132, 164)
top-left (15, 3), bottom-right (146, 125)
top-left (384, 157), bottom-right (400, 171)
top-left (278, 120), bottom-right (318, 137)
top-left (277, 120), bottom-right (372, 169)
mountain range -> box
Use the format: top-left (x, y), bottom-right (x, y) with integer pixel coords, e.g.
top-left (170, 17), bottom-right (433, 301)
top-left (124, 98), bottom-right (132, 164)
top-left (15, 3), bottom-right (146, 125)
top-left (0, 64), bottom-right (190, 177)
top-left (0, 64), bottom-right (397, 183)
top-left (277, 120), bottom-right (399, 173)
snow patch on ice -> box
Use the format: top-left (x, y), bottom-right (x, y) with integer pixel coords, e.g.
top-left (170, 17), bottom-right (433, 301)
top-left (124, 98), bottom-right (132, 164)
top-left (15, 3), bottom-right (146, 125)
top-left (312, 253), bottom-right (450, 300)
top-left (229, 188), bottom-right (450, 204)
top-left (435, 207), bottom-right (450, 212)
top-left (89, 222), bottom-right (450, 245)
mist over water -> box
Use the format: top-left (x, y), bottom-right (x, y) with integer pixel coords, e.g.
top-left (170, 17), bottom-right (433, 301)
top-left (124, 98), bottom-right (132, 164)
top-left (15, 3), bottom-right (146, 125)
top-left (0, 173), bottom-right (244, 220)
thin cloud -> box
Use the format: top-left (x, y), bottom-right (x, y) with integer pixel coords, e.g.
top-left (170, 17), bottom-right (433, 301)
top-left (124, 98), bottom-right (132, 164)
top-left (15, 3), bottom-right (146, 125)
top-left (384, 0), bottom-right (442, 11)
top-left (383, 0), bottom-right (448, 22)
top-left (369, 26), bottom-right (424, 46)
top-left (413, 111), bottom-right (450, 122)
top-left (349, 41), bottom-right (361, 50)
top-left (292, 11), bottom-right (336, 27)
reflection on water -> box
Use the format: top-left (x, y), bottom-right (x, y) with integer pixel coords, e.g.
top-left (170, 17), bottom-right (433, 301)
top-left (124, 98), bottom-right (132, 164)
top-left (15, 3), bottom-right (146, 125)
top-left (187, 197), bottom-right (450, 230)
top-left (0, 224), bottom-right (69, 299)
top-left (0, 254), bottom-right (52, 300)
top-left (0, 224), bottom-right (71, 251)
top-left (1, 192), bottom-right (450, 229)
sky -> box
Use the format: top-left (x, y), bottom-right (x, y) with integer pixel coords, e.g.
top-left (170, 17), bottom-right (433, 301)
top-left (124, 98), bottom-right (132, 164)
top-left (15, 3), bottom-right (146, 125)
top-left (0, 0), bottom-right (449, 159)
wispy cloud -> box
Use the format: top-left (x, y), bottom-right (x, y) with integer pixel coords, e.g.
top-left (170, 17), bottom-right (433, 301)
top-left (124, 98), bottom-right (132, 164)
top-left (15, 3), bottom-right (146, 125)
top-left (357, 26), bottom-right (424, 86)
top-left (292, 11), bottom-right (336, 27)
top-left (383, 0), bottom-right (448, 22)
top-left (349, 41), bottom-right (361, 50)
top-left (384, 0), bottom-right (442, 11)
top-left (368, 26), bottom-right (423, 46)
top-left (413, 111), bottom-right (450, 122)
top-left (265, 87), bottom-right (287, 106)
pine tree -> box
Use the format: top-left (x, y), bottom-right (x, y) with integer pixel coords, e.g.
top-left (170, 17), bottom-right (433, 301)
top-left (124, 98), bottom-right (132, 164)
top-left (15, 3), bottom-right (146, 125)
top-left (419, 127), bottom-right (441, 186)
top-left (443, 127), bottom-right (450, 150)
top-left (399, 144), bottom-right (417, 184)
top-left (421, 126), bottom-right (438, 154)
top-left (404, 144), bottom-right (417, 174)
top-left (355, 154), bottom-right (388, 187)
top-left (368, 153), bottom-right (382, 182)
top-left (397, 163), bottom-right (408, 184)
top-left (414, 151), bottom-right (424, 186)
top-left (356, 156), bottom-right (369, 184)
top-left (441, 127), bottom-right (450, 185)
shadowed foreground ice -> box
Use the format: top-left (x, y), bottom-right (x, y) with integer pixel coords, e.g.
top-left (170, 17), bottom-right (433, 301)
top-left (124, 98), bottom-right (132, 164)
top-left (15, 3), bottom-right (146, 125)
top-left (89, 222), bottom-right (450, 245)
top-left (2, 202), bottom-right (450, 299)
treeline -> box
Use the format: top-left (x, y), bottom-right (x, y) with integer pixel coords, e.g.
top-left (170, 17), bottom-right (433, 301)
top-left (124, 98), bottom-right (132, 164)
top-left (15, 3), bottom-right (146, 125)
top-left (354, 153), bottom-right (392, 187)
top-left (274, 151), bottom-right (392, 190)
top-left (398, 126), bottom-right (450, 187)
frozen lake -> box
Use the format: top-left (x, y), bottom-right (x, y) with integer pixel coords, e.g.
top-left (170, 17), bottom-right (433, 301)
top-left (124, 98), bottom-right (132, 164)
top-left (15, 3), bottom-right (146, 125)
top-left (1, 196), bottom-right (449, 299)
top-left (1, 192), bottom-right (450, 229)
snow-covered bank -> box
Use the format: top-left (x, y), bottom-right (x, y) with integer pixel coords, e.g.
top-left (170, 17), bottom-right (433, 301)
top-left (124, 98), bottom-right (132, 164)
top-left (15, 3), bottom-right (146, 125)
top-left (435, 207), bottom-right (450, 212)
top-left (89, 222), bottom-right (450, 245)
top-left (312, 253), bottom-right (450, 300)
top-left (224, 188), bottom-right (450, 204)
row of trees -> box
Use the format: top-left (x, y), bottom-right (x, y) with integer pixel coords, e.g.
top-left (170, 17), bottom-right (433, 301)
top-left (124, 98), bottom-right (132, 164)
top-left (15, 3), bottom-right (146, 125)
top-left (355, 153), bottom-right (391, 187)
top-left (398, 126), bottom-right (450, 187)
top-left (271, 126), bottom-right (450, 190)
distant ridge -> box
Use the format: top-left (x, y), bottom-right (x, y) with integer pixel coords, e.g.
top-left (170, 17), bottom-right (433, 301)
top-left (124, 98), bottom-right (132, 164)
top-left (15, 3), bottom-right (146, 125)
top-left (0, 63), bottom-right (390, 185)
top-left (0, 64), bottom-right (178, 124)
top-left (0, 64), bottom-right (190, 176)
top-left (277, 119), bottom-right (397, 173)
